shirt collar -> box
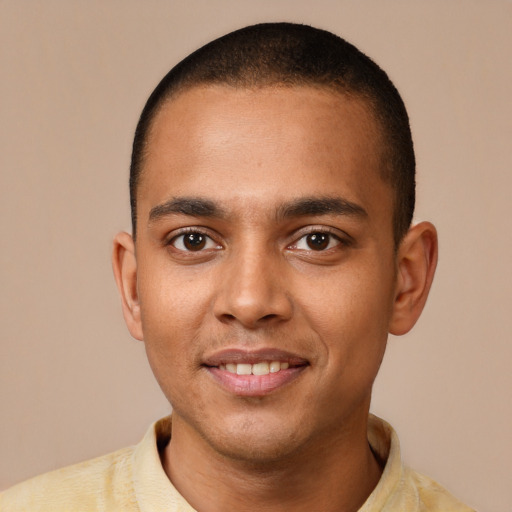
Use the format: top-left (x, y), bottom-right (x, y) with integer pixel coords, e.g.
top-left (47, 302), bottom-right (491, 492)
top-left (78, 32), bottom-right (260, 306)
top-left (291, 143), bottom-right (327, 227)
top-left (132, 414), bottom-right (404, 512)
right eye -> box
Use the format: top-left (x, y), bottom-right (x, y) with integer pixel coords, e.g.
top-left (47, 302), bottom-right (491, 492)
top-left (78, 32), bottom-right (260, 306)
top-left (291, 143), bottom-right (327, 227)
top-left (170, 231), bottom-right (221, 252)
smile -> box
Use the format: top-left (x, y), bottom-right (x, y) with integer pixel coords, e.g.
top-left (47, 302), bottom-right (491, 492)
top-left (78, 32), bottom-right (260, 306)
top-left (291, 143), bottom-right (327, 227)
top-left (219, 361), bottom-right (290, 376)
top-left (203, 349), bottom-right (308, 396)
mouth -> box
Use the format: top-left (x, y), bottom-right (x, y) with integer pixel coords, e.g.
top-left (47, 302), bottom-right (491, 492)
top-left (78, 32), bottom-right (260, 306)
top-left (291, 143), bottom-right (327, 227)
top-left (219, 360), bottom-right (291, 375)
top-left (202, 349), bottom-right (309, 396)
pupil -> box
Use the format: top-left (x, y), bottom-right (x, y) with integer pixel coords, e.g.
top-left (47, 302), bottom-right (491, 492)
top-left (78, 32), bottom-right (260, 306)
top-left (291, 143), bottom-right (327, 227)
top-left (184, 233), bottom-right (206, 251)
top-left (307, 233), bottom-right (329, 250)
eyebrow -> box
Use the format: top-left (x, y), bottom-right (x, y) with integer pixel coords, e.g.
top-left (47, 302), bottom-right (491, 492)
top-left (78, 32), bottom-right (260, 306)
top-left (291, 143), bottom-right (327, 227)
top-left (276, 196), bottom-right (368, 220)
top-left (148, 195), bottom-right (367, 224)
top-left (148, 197), bottom-right (226, 222)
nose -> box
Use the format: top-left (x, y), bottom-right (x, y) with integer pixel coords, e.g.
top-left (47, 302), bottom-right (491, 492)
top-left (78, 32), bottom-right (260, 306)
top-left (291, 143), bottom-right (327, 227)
top-left (213, 247), bottom-right (293, 329)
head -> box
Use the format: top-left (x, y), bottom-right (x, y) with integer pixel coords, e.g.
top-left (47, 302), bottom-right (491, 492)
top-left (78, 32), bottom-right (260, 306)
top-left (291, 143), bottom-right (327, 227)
top-left (129, 22), bottom-right (415, 248)
top-left (113, 23), bottom-right (437, 465)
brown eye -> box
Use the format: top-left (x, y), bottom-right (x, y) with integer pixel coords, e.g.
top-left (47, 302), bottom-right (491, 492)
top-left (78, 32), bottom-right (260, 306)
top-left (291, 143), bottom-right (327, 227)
top-left (291, 231), bottom-right (342, 252)
top-left (183, 233), bottom-right (206, 251)
top-left (306, 233), bottom-right (330, 251)
top-left (171, 232), bottom-right (220, 252)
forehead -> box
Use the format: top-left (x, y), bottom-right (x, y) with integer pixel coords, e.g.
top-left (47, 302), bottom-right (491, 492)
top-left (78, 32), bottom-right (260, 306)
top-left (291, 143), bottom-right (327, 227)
top-left (138, 85), bottom-right (391, 225)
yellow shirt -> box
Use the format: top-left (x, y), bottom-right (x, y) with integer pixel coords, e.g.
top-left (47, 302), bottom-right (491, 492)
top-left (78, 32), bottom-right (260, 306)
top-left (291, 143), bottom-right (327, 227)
top-left (0, 415), bottom-right (474, 511)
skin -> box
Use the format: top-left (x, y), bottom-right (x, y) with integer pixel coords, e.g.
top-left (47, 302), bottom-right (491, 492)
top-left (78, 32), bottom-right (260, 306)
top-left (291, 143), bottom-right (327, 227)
top-left (113, 85), bottom-right (437, 512)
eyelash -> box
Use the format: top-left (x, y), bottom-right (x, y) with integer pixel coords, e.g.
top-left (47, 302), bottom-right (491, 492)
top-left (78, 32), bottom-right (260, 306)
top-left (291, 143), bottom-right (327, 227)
top-left (167, 226), bottom-right (350, 254)
top-left (167, 228), bottom-right (221, 252)
top-left (288, 227), bottom-right (349, 252)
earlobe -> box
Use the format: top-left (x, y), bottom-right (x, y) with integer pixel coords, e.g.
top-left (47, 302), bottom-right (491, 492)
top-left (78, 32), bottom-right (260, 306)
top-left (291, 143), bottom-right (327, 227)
top-left (112, 232), bottom-right (144, 341)
top-left (389, 221), bottom-right (438, 336)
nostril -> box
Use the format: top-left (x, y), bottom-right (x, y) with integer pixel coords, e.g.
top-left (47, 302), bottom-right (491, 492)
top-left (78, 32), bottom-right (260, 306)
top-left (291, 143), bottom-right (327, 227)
top-left (219, 313), bottom-right (237, 323)
top-left (217, 311), bottom-right (284, 328)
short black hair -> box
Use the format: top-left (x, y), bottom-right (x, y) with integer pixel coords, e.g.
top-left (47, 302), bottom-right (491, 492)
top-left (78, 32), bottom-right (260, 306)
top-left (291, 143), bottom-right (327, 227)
top-left (130, 22), bottom-right (415, 246)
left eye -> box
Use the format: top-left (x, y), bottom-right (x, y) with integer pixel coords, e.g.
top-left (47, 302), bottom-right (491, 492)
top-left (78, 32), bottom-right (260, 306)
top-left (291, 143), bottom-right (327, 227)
top-left (170, 232), bottom-right (220, 252)
top-left (293, 232), bottom-right (341, 251)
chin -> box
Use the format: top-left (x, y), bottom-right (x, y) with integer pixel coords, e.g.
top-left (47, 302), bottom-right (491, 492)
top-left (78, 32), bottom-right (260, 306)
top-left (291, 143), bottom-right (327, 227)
top-left (212, 431), bottom-right (302, 465)
top-left (199, 412), bottom-right (308, 465)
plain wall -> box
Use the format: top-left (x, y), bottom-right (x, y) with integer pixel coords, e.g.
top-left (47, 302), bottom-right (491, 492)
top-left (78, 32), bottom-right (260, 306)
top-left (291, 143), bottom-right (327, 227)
top-left (1, 1), bottom-right (511, 510)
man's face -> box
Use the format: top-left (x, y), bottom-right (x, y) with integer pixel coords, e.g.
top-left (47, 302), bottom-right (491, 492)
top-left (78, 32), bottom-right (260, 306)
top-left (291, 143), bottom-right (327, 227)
top-left (132, 85), bottom-right (398, 461)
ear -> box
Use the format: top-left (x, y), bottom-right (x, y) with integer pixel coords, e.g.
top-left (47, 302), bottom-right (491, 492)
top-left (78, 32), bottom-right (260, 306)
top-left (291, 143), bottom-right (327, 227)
top-left (389, 221), bottom-right (438, 336)
top-left (112, 232), bottom-right (144, 341)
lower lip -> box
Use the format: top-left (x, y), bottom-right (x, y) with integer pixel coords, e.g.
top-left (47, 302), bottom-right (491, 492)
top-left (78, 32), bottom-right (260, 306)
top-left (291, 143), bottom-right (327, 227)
top-left (206, 366), bottom-right (306, 397)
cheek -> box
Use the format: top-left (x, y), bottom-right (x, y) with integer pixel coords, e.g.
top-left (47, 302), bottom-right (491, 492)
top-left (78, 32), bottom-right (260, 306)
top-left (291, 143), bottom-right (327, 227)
top-left (138, 287), bottom-right (206, 410)
top-left (299, 261), bottom-right (394, 367)
top-left (138, 259), bottom-right (212, 334)
top-left (304, 264), bottom-right (393, 324)
top-left (136, 263), bottom-right (214, 385)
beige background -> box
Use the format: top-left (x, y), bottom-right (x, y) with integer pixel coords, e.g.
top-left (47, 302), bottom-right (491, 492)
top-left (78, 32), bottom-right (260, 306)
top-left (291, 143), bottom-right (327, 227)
top-left (1, 1), bottom-right (511, 510)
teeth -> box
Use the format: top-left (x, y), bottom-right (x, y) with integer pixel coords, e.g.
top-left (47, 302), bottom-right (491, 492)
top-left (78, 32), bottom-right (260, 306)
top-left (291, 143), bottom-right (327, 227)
top-left (236, 364), bottom-right (252, 375)
top-left (252, 362), bottom-right (269, 375)
top-left (222, 361), bottom-right (290, 375)
top-left (269, 361), bottom-right (281, 373)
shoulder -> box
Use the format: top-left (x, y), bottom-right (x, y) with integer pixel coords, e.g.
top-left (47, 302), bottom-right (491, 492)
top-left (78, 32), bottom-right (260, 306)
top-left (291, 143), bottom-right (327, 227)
top-left (366, 416), bottom-right (475, 512)
top-left (401, 467), bottom-right (476, 512)
top-left (0, 446), bottom-right (138, 512)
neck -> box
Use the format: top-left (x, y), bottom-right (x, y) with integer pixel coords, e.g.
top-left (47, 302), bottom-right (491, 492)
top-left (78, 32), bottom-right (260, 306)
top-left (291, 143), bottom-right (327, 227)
top-left (162, 412), bottom-right (382, 512)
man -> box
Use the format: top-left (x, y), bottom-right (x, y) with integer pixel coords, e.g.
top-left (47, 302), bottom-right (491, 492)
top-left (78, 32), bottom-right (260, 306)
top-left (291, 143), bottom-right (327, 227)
top-left (1, 23), bottom-right (474, 511)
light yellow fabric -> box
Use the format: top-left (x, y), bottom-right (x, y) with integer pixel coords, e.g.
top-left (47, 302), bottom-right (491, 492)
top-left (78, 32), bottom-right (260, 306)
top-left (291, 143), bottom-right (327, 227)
top-left (1, 415), bottom-right (474, 512)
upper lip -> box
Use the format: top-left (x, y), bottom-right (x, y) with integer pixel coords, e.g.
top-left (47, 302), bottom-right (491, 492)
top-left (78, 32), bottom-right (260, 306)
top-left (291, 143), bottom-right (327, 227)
top-left (202, 348), bottom-right (309, 367)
